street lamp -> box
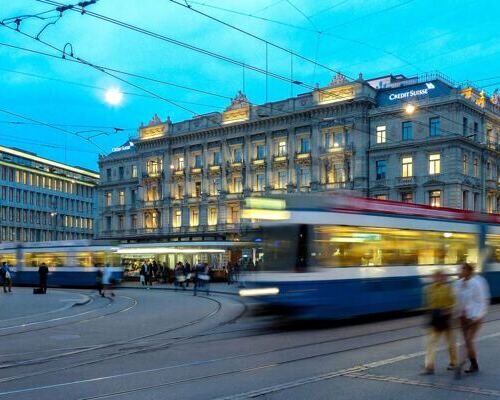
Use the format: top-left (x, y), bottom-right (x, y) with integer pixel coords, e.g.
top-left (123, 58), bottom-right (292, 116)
top-left (405, 103), bottom-right (416, 115)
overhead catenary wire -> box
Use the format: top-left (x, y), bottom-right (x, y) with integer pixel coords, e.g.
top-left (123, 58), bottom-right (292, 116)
top-left (0, 67), bottom-right (226, 110)
top-left (0, 42), bottom-right (232, 101)
top-left (0, 107), bottom-right (106, 152)
top-left (184, 0), bottom-right (424, 74)
top-left (34, 0), bottom-right (341, 91)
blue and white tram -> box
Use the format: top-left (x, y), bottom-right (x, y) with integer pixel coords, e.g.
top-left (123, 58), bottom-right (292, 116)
top-left (0, 240), bottom-right (122, 287)
top-left (240, 196), bottom-right (500, 319)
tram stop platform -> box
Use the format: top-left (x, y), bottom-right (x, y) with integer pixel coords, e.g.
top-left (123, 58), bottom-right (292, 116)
top-left (0, 287), bottom-right (90, 325)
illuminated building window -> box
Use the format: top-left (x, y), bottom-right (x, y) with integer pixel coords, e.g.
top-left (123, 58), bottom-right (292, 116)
top-left (119, 190), bottom-right (125, 205)
top-left (208, 207), bottom-right (217, 226)
top-left (402, 121), bottom-right (413, 140)
top-left (277, 141), bottom-right (287, 156)
top-left (131, 214), bottom-right (137, 229)
top-left (429, 154), bottom-right (441, 175)
top-left (144, 211), bottom-right (159, 229)
top-left (429, 117), bottom-right (440, 137)
top-left (146, 159), bottom-right (162, 175)
top-left (175, 183), bottom-right (184, 199)
top-left (429, 190), bottom-right (441, 207)
top-left (376, 126), bottom-right (386, 144)
top-left (131, 165), bottom-right (137, 178)
top-left (105, 192), bottom-right (112, 207)
top-left (227, 205), bottom-right (240, 224)
top-left (190, 207), bottom-right (199, 227)
top-left (173, 209), bottom-right (181, 227)
top-left (473, 157), bottom-right (479, 177)
top-left (232, 177), bottom-right (242, 193)
top-left (374, 194), bottom-right (387, 200)
top-left (177, 157), bottom-right (184, 170)
top-left (277, 171), bottom-right (287, 189)
top-left (401, 157), bottom-right (413, 177)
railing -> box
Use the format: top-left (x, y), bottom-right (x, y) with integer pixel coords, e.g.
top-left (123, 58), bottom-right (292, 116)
top-left (396, 176), bottom-right (417, 186)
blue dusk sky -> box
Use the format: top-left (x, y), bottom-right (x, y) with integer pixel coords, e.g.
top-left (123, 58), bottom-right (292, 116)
top-left (1, 0), bottom-right (499, 170)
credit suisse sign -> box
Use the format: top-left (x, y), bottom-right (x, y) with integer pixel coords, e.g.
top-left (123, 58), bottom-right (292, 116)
top-left (376, 80), bottom-right (453, 106)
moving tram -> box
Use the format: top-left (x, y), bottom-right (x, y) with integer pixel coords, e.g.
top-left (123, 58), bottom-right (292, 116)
top-left (0, 240), bottom-right (122, 287)
top-left (241, 196), bottom-right (500, 319)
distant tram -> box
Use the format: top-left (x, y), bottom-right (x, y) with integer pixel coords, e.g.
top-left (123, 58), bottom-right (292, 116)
top-left (240, 195), bottom-right (500, 319)
top-left (0, 240), bottom-right (122, 287)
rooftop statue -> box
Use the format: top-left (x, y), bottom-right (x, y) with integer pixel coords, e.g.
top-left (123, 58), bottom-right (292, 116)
top-left (225, 90), bottom-right (250, 111)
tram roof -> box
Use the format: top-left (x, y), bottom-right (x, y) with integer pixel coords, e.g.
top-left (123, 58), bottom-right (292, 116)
top-left (244, 194), bottom-right (500, 224)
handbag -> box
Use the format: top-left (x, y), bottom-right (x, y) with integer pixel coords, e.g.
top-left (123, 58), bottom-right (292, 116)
top-left (430, 309), bottom-right (450, 331)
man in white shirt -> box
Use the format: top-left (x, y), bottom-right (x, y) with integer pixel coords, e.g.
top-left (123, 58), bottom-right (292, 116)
top-left (455, 263), bottom-right (490, 374)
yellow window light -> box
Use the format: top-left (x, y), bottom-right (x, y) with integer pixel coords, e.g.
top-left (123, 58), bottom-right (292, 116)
top-left (245, 198), bottom-right (286, 210)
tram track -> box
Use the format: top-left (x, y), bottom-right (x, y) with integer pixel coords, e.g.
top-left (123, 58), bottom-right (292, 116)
top-left (7, 310), bottom-right (500, 400)
top-left (0, 293), bottom-right (240, 383)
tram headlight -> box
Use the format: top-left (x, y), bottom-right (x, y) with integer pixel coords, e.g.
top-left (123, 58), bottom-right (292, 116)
top-left (239, 287), bottom-right (280, 297)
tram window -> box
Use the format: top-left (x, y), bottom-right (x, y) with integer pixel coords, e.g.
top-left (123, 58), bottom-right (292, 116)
top-left (312, 226), bottom-right (477, 267)
top-left (93, 252), bottom-right (120, 267)
top-left (0, 253), bottom-right (16, 266)
top-left (65, 253), bottom-right (93, 267)
top-left (247, 225), bottom-right (302, 271)
top-left (486, 235), bottom-right (500, 263)
top-left (24, 252), bottom-right (65, 268)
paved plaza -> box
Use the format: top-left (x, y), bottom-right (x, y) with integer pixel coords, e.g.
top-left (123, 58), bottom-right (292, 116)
top-left (0, 286), bottom-right (499, 399)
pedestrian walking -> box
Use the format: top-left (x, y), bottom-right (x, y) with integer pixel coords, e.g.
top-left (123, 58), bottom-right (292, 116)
top-left (1, 262), bottom-right (12, 293)
top-left (139, 261), bottom-right (146, 286)
top-left (38, 262), bottom-right (49, 294)
top-left (102, 264), bottom-right (115, 298)
top-left (455, 263), bottom-right (490, 375)
top-left (421, 269), bottom-right (457, 375)
top-left (96, 267), bottom-right (104, 296)
top-left (147, 261), bottom-right (153, 286)
top-left (184, 262), bottom-right (191, 288)
top-left (175, 262), bottom-right (186, 290)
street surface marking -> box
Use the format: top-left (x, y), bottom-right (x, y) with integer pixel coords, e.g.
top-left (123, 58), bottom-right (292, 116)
top-left (345, 372), bottom-right (500, 397)
top-left (215, 329), bottom-right (500, 399)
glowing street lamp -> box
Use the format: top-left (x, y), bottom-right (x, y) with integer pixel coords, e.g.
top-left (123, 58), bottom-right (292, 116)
top-left (104, 87), bottom-right (123, 106)
top-left (405, 103), bottom-right (416, 115)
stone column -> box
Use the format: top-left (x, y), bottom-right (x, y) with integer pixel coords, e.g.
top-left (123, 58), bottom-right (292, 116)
top-left (288, 130), bottom-right (296, 192)
top-left (310, 123), bottom-right (320, 191)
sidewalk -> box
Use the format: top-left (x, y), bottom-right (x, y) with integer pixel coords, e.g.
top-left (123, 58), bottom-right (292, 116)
top-left (119, 280), bottom-right (242, 295)
top-left (0, 287), bottom-right (90, 323)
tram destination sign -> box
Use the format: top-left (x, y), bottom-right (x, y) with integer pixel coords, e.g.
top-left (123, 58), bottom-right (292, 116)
top-left (377, 80), bottom-right (453, 106)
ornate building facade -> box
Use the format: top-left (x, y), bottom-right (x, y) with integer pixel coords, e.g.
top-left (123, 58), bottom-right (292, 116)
top-left (97, 73), bottom-right (500, 242)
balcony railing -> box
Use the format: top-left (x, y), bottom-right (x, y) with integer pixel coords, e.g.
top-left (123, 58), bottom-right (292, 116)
top-left (143, 171), bottom-right (163, 179)
top-left (190, 167), bottom-right (203, 174)
top-left (396, 176), bottom-right (417, 186)
top-left (208, 164), bottom-right (221, 173)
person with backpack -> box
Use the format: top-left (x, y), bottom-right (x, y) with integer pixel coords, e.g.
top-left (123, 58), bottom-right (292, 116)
top-left (1, 262), bottom-right (12, 293)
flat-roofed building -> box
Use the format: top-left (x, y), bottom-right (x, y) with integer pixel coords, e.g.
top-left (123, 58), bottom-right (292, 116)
top-left (0, 145), bottom-right (99, 242)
